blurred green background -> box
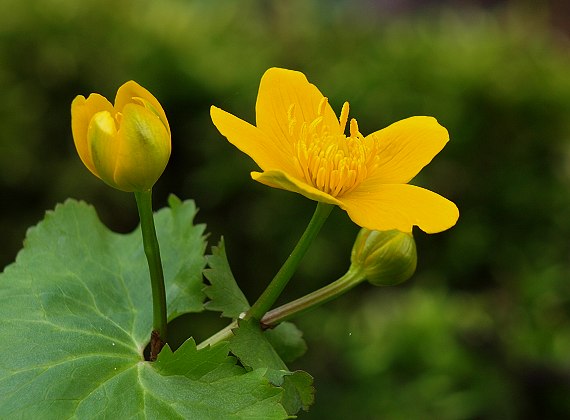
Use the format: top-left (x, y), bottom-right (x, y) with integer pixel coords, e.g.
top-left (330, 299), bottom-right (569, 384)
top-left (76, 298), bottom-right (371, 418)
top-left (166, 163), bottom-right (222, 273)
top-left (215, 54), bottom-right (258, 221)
top-left (2, 0), bottom-right (570, 418)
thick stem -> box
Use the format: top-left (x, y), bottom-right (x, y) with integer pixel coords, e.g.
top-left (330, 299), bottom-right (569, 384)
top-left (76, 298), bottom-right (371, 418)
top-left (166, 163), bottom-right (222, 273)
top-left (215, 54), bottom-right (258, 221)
top-left (134, 189), bottom-right (167, 361)
top-left (245, 202), bottom-right (334, 321)
top-left (261, 267), bottom-right (365, 327)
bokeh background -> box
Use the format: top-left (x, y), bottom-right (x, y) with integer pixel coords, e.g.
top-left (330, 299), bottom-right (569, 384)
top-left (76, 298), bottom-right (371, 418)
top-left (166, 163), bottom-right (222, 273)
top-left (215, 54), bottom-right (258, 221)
top-left (2, 0), bottom-right (570, 418)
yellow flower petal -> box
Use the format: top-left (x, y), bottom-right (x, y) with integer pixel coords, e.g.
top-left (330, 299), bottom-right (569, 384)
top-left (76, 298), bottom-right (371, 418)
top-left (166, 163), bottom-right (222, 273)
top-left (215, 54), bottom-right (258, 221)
top-left (113, 103), bottom-right (171, 191)
top-left (87, 110), bottom-right (119, 188)
top-left (115, 81), bottom-right (170, 136)
top-left (210, 68), bottom-right (459, 234)
top-left (71, 93), bottom-right (114, 176)
top-left (363, 116), bottom-right (449, 185)
top-left (256, 68), bottom-right (341, 145)
top-left (338, 184), bottom-right (459, 233)
top-left (211, 106), bottom-right (299, 175)
top-left (252, 170), bottom-right (342, 206)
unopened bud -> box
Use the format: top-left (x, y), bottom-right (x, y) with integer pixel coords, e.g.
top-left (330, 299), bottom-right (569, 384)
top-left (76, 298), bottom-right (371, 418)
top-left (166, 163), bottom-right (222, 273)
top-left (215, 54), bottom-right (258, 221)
top-left (71, 81), bottom-right (171, 192)
top-left (350, 228), bottom-right (417, 286)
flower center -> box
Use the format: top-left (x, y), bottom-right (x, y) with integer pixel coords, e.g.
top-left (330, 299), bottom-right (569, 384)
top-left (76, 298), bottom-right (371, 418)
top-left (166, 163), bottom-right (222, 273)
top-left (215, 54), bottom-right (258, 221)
top-left (291, 98), bottom-right (378, 197)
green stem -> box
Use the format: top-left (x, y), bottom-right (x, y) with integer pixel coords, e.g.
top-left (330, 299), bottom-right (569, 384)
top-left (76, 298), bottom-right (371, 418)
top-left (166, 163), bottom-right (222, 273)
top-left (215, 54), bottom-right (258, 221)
top-left (134, 189), bottom-right (167, 361)
top-left (197, 267), bottom-right (365, 349)
top-left (245, 202), bottom-right (334, 321)
top-left (260, 267), bottom-right (365, 326)
top-left (196, 320), bottom-right (237, 350)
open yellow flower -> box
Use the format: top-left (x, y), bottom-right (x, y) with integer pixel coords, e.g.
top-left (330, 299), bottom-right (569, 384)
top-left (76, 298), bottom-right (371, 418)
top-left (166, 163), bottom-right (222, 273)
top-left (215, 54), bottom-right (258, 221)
top-left (71, 81), bottom-right (171, 192)
top-left (211, 68), bottom-right (458, 233)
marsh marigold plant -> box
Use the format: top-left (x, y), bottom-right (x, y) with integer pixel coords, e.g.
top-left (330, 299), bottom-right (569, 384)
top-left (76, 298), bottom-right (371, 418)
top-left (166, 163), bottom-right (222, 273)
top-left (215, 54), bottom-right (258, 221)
top-left (71, 81), bottom-right (171, 192)
top-left (211, 68), bottom-right (458, 233)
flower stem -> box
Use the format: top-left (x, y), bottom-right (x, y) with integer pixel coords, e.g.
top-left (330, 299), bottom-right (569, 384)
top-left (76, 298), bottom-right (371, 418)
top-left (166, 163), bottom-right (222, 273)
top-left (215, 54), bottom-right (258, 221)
top-left (197, 267), bottom-right (365, 349)
top-left (260, 267), bottom-right (365, 327)
top-left (134, 189), bottom-right (167, 361)
top-left (244, 202), bottom-right (334, 321)
top-left (197, 320), bottom-right (237, 350)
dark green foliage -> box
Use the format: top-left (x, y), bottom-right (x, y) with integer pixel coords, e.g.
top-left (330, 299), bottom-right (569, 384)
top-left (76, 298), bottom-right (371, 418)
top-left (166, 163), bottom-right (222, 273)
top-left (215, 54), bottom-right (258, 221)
top-left (1, 0), bottom-right (570, 418)
top-left (0, 199), bottom-right (289, 418)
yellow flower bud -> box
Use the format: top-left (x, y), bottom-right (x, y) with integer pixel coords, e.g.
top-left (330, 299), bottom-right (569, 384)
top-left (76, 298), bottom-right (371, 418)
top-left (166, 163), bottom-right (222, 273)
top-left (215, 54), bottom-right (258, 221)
top-left (350, 228), bottom-right (417, 286)
top-left (71, 81), bottom-right (171, 192)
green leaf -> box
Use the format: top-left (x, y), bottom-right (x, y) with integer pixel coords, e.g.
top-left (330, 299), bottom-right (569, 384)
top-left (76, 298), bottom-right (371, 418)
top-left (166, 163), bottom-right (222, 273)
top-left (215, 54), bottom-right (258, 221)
top-left (203, 238), bottom-right (250, 318)
top-left (281, 370), bottom-right (315, 414)
top-left (155, 338), bottom-right (243, 382)
top-left (265, 322), bottom-right (308, 363)
top-left (230, 319), bottom-right (315, 415)
top-left (162, 195), bottom-right (209, 319)
top-left (0, 199), bottom-right (288, 418)
top-left (230, 319), bottom-right (288, 374)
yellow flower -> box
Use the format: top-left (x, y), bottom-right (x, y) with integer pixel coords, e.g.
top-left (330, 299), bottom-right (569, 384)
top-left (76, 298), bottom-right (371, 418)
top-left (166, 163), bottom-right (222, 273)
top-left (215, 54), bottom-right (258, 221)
top-left (211, 68), bottom-right (458, 233)
top-left (71, 81), bottom-right (171, 192)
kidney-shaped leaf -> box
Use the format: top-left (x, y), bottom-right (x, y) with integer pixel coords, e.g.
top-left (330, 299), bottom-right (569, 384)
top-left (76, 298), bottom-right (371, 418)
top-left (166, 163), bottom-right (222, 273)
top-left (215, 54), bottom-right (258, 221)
top-left (0, 198), bottom-right (287, 418)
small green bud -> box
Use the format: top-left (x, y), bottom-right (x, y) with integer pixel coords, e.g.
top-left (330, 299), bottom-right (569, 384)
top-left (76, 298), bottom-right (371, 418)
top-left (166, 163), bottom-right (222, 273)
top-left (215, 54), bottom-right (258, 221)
top-left (350, 228), bottom-right (417, 286)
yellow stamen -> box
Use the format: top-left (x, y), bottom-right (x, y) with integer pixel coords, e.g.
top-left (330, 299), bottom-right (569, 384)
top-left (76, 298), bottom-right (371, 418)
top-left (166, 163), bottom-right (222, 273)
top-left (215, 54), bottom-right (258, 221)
top-left (339, 102), bottom-right (349, 134)
top-left (317, 97), bottom-right (328, 117)
top-left (350, 118), bottom-right (360, 137)
top-left (292, 101), bottom-right (379, 197)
